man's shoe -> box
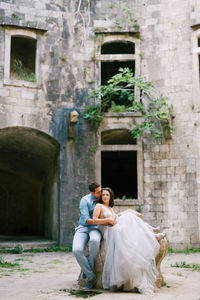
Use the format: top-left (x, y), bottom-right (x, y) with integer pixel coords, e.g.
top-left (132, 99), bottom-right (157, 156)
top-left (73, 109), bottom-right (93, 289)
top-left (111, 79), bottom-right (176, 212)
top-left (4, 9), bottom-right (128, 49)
top-left (83, 275), bottom-right (97, 289)
top-left (155, 232), bottom-right (167, 241)
top-left (81, 272), bottom-right (86, 279)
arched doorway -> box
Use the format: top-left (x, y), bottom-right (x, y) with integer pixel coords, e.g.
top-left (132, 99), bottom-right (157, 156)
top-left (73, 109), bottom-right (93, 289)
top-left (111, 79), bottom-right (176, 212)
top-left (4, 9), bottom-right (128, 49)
top-left (0, 127), bottom-right (60, 241)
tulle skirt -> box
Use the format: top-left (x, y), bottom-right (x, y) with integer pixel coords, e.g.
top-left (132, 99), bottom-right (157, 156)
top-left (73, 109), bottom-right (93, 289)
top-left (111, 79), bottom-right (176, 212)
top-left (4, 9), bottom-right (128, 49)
top-left (101, 212), bottom-right (160, 294)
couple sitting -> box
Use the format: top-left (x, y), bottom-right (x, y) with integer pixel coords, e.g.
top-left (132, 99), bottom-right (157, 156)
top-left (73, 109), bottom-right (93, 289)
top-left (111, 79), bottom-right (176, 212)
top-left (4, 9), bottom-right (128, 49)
top-left (72, 182), bottom-right (166, 295)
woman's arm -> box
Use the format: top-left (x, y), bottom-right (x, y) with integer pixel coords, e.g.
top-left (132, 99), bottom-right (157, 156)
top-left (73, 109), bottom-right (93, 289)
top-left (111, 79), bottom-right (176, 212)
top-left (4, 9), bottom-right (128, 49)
top-left (86, 204), bottom-right (116, 226)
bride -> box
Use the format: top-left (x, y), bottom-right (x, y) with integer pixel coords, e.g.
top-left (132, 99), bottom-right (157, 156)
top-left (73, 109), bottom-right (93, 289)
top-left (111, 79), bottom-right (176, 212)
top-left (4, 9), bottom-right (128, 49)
top-left (93, 187), bottom-right (161, 295)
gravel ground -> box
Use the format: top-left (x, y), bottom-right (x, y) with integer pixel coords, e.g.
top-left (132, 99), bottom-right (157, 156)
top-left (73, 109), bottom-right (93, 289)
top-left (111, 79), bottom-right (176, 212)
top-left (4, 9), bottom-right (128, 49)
top-left (0, 251), bottom-right (200, 300)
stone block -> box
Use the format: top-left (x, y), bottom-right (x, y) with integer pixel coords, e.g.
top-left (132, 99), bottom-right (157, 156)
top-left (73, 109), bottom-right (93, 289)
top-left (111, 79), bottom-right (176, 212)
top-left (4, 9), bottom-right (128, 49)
top-left (21, 89), bottom-right (35, 100)
top-left (78, 220), bottom-right (168, 290)
top-left (0, 88), bottom-right (9, 97)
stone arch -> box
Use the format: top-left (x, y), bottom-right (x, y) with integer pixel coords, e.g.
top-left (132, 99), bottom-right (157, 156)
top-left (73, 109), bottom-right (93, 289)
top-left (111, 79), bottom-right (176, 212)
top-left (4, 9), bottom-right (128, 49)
top-left (0, 127), bottom-right (60, 240)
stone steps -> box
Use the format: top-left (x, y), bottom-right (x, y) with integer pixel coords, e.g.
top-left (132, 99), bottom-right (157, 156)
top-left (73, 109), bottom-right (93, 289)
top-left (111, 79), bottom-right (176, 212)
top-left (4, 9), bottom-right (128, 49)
top-left (0, 236), bottom-right (57, 251)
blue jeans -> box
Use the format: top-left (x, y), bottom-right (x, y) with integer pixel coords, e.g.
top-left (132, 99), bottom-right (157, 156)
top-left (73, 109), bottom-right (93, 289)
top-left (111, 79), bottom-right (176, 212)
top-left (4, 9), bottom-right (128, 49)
top-left (72, 225), bottom-right (102, 281)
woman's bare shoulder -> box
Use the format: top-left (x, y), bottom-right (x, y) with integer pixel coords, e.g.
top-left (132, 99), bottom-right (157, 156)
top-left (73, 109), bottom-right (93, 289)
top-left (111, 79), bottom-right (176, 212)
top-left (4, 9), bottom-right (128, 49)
top-left (95, 203), bottom-right (103, 208)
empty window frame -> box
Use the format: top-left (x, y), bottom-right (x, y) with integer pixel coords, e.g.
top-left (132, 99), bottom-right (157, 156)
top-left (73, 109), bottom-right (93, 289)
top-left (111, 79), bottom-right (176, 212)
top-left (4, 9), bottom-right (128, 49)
top-left (101, 150), bottom-right (138, 199)
top-left (95, 128), bottom-right (143, 202)
top-left (101, 40), bottom-right (136, 84)
top-left (4, 28), bottom-right (39, 86)
top-left (100, 37), bottom-right (140, 109)
top-left (192, 28), bottom-right (200, 108)
top-left (10, 36), bottom-right (37, 82)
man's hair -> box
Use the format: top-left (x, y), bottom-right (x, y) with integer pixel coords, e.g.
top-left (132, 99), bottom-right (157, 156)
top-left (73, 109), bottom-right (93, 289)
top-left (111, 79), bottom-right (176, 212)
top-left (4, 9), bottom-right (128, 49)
top-left (100, 187), bottom-right (114, 207)
top-left (89, 182), bottom-right (100, 193)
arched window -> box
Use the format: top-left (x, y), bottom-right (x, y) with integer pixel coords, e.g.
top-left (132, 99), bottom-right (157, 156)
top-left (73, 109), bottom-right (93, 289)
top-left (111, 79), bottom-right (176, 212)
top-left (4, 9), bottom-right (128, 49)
top-left (192, 27), bottom-right (200, 108)
top-left (4, 28), bottom-right (41, 87)
top-left (10, 36), bottom-right (37, 82)
top-left (95, 126), bottom-right (143, 202)
top-left (101, 40), bottom-right (136, 85)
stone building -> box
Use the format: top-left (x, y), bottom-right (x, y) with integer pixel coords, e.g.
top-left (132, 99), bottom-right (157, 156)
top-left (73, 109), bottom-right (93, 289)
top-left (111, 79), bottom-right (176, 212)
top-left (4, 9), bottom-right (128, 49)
top-left (0, 0), bottom-right (200, 250)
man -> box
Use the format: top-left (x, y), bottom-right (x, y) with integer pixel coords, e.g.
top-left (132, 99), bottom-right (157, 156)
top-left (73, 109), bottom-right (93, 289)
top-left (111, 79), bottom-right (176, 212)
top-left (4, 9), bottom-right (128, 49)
top-left (72, 182), bottom-right (116, 289)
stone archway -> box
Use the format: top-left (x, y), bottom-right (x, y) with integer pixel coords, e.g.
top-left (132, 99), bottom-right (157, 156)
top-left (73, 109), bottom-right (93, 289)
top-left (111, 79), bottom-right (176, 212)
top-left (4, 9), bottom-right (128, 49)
top-left (0, 127), bottom-right (60, 241)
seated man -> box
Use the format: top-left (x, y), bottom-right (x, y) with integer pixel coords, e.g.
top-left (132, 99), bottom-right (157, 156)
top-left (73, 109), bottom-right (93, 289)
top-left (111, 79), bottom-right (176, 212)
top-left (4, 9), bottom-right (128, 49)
top-left (72, 182), bottom-right (116, 289)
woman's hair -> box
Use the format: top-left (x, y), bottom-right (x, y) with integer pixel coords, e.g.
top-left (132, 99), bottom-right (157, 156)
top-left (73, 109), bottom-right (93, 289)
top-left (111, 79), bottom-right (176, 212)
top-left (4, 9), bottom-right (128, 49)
top-left (100, 187), bottom-right (114, 207)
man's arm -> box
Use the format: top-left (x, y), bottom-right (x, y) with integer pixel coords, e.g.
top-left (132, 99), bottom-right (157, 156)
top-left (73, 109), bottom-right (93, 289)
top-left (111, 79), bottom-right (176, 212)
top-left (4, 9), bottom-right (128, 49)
top-left (86, 204), bottom-right (116, 226)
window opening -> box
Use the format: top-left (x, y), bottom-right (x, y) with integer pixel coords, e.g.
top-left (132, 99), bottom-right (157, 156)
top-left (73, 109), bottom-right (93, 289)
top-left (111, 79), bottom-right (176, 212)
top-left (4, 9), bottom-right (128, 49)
top-left (101, 129), bottom-right (136, 145)
top-left (10, 36), bottom-right (37, 82)
top-left (101, 151), bottom-right (137, 199)
top-left (101, 41), bottom-right (135, 54)
top-left (198, 38), bottom-right (200, 47)
top-left (101, 40), bottom-right (136, 111)
top-left (101, 60), bottom-right (135, 85)
top-left (199, 54), bottom-right (200, 88)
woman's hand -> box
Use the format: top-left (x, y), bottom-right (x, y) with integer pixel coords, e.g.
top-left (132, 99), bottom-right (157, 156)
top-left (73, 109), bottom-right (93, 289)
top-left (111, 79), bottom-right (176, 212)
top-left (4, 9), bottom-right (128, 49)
top-left (106, 218), bottom-right (116, 226)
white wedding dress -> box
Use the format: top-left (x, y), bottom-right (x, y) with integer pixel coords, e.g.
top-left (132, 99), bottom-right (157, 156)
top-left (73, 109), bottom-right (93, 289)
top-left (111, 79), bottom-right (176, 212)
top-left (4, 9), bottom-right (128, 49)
top-left (98, 205), bottom-right (160, 295)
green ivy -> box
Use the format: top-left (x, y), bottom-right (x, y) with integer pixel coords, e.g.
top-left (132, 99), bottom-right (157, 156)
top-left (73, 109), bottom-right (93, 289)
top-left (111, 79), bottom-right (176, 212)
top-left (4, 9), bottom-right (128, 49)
top-left (13, 59), bottom-right (36, 82)
top-left (83, 68), bottom-right (173, 141)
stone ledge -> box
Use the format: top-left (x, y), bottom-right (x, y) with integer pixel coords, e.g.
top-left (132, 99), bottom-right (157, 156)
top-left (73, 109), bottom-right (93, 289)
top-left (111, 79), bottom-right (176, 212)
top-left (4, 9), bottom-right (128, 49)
top-left (0, 21), bottom-right (48, 32)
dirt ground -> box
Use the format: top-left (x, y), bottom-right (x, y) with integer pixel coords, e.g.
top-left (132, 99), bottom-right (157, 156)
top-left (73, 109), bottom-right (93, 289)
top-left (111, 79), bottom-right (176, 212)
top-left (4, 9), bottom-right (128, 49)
top-left (0, 251), bottom-right (200, 300)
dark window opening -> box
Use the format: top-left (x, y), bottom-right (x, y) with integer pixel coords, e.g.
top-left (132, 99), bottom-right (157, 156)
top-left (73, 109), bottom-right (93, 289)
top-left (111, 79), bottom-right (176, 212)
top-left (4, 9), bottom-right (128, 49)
top-left (101, 41), bottom-right (135, 54)
top-left (101, 130), bottom-right (136, 145)
top-left (198, 38), bottom-right (200, 47)
top-left (101, 151), bottom-right (137, 199)
top-left (10, 36), bottom-right (37, 82)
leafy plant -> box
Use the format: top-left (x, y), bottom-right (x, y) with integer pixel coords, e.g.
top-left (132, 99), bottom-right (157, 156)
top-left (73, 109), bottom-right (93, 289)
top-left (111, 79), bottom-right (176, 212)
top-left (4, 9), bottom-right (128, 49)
top-left (60, 55), bottom-right (66, 62)
top-left (83, 67), bottom-right (87, 76)
top-left (90, 145), bottom-right (97, 153)
top-left (83, 68), bottom-right (173, 141)
top-left (110, 8), bottom-right (140, 31)
top-left (83, 105), bottom-right (103, 128)
top-left (171, 261), bottom-right (200, 272)
top-left (0, 257), bottom-right (20, 268)
top-left (135, 207), bottom-right (141, 213)
top-left (12, 59), bottom-right (36, 82)
top-left (12, 244), bottom-right (23, 254)
top-left (67, 288), bottom-right (100, 298)
top-left (168, 247), bottom-right (200, 254)
top-left (108, 101), bottom-right (128, 113)
top-left (11, 12), bottom-right (18, 19)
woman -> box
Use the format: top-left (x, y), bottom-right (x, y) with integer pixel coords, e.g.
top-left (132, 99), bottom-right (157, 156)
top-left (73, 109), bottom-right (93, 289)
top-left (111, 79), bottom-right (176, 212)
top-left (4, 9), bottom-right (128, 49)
top-left (93, 187), bottom-right (161, 295)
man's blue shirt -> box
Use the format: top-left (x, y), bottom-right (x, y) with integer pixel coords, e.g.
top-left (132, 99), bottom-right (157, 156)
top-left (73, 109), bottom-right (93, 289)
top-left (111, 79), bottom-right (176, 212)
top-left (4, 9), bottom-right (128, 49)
top-left (78, 193), bottom-right (99, 228)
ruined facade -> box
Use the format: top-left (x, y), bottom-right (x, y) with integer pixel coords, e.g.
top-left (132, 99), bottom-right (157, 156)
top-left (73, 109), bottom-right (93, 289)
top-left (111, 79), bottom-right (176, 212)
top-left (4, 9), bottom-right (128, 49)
top-left (0, 0), bottom-right (200, 250)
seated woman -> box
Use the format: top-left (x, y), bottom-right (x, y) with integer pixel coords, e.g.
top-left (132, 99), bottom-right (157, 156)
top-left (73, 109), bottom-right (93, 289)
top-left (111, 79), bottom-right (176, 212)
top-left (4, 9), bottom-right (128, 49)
top-left (93, 187), bottom-right (165, 295)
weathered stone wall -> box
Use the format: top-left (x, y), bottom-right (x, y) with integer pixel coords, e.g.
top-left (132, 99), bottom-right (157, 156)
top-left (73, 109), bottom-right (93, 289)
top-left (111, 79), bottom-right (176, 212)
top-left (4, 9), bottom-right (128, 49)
top-left (139, 0), bottom-right (200, 250)
top-left (0, 0), bottom-right (199, 249)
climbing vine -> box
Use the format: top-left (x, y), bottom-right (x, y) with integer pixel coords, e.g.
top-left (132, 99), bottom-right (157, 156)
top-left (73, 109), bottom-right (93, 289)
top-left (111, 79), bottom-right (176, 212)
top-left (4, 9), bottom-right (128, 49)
top-left (83, 68), bottom-right (173, 141)
top-left (75, 0), bottom-right (91, 48)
